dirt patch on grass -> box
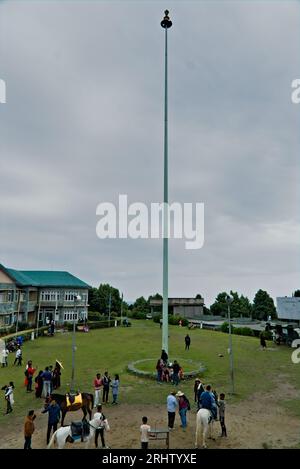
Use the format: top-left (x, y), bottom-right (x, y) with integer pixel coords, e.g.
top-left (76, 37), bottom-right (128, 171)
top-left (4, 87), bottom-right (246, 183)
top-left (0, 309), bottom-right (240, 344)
top-left (0, 382), bottom-right (299, 449)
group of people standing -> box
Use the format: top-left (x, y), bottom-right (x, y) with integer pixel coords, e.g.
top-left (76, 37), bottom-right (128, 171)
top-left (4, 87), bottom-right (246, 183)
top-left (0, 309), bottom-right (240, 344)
top-left (156, 350), bottom-right (183, 385)
top-left (167, 389), bottom-right (191, 431)
top-left (1, 342), bottom-right (24, 368)
top-left (24, 361), bottom-right (62, 396)
top-left (94, 372), bottom-right (120, 406)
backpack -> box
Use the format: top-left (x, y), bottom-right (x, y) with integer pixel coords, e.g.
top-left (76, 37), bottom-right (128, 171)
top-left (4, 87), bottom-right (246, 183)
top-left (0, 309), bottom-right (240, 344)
top-left (24, 369), bottom-right (29, 377)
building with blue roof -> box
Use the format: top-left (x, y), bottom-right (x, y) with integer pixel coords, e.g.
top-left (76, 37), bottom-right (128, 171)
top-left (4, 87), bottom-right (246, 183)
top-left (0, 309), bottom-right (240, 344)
top-left (0, 264), bottom-right (91, 327)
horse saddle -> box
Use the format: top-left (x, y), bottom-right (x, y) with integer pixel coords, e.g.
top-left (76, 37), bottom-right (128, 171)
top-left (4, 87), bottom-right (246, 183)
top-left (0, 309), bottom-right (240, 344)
top-left (70, 420), bottom-right (90, 441)
top-left (66, 393), bottom-right (82, 407)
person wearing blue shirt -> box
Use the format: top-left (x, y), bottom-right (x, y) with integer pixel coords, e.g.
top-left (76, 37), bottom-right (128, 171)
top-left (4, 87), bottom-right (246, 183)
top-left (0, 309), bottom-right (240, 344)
top-left (167, 390), bottom-right (178, 430)
top-left (41, 367), bottom-right (52, 398)
top-left (42, 399), bottom-right (61, 444)
top-left (199, 384), bottom-right (215, 419)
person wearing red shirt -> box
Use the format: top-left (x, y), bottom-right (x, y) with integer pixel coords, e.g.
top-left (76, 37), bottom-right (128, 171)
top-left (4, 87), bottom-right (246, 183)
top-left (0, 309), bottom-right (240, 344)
top-left (94, 373), bottom-right (102, 408)
top-left (25, 361), bottom-right (37, 392)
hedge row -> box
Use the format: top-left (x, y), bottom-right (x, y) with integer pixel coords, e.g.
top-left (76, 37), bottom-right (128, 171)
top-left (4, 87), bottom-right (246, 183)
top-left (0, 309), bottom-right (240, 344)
top-left (153, 315), bottom-right (189, 327)
top-left (0, 322), bottom-right (34, 337)
top-left (88, 311), bottom-right (119, 321)
top-left (220, 322), bottom-right (272, 339)
top-left (2, 326), bottom-right (48, 342)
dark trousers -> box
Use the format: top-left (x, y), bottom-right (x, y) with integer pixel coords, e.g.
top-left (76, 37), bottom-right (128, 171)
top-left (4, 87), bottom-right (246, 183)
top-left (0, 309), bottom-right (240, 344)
top-left (6, 398), bottom-right (12, 414)
top-left (47, 422), bottom-right (57, 444)
top-left (95, 428), bottom-right (105, 448)
top-left (14, 357), bottom-right (22, 366)
top-left (168, 411), bottom-right (175, 429)
top-left (141, 441), bottom-right (148, 449)
top-left (185, 343), bottom-right (190, 350)
top-left (172, 373), bottom-right (179, 386)
top-left (220, 417), bottom-right (227, 436)
top-left (24, 436), bottom-right (32, 449)
top-left (27, 376), bottom-right (33, 392)
top-left (103, 387), bottom-right (109, 403)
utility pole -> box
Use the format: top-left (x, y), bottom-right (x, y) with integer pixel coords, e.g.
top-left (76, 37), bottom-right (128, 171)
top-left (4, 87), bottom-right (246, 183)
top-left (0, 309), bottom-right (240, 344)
top-left (160, 9), bottom-right (172, 355)
top-left (226, 295), bottom-right (235, 394)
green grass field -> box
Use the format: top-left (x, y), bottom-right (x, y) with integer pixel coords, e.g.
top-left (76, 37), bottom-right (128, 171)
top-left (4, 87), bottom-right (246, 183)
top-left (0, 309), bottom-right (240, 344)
top-left (1, 320), bottom-right (300, 426)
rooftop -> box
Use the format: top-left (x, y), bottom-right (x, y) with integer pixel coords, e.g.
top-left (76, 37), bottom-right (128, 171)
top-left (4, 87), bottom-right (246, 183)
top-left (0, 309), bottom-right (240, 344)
top-left (0, 264), bottom-right (90, 288)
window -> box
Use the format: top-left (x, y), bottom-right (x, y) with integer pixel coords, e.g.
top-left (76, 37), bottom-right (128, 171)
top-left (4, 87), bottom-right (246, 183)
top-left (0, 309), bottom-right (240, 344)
top-left (7, 291), bottom-right (14, 302)
top-left (64, 291), bottom-right (80, 302)
top-left (81, 293), bottom-right (87, 305)
top-left (63, 311), bottom-right (78, 321)
top-left (4, 315), bottom-right (10, 325)
top-left (41, 291), bottom-right (60, 302)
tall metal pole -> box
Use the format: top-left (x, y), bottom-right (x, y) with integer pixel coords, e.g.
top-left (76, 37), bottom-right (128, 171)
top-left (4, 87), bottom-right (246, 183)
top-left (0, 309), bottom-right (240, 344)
top-left (120, 292), bottom-right (123, 323)
top-left (71, 294), bottom-right (81, 393)
top-left (108, 290), bottom-right (112, 324)
top-left (161, 10), bottom-right (172, 355)
top-left (71, 298), bottom-right (77, 393)
top-left (227, 297), bottom-right (235, 393)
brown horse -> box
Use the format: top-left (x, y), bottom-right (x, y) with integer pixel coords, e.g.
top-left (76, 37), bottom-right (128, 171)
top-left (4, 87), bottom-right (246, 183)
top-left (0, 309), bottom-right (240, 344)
top-left (48, 393), bottom-right (94, 426)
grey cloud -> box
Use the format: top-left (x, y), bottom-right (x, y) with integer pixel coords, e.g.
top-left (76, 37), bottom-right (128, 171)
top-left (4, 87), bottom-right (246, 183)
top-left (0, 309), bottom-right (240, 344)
top-left (1, 0), bottom-right (299, 306)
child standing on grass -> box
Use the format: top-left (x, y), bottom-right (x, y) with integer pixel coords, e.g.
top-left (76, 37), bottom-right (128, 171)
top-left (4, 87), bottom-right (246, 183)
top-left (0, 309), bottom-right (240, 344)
top-left (219, 393), bottom-right (227, 437)
top-left (140, 416), bottom-right (151, 449)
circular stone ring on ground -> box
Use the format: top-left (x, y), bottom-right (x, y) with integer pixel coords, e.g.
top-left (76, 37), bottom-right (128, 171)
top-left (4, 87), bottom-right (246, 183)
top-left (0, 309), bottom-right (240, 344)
top-left (127, 358), bottom-right (205, 380)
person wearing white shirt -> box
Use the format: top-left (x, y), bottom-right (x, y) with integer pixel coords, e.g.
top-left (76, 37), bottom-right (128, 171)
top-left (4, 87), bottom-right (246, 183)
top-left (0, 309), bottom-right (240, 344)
top-left (167, 390), bottom-right (178, 430)
top-left (1, 348), bottom-right (8, 367)
top-left (140, 416), bottom-right (151, 449)
top-left (93, 405), bottom-right (110, 449)
top-left (14, 347), bottom-right (22, 366)
top-left (2, 381), bottom-right (14, 414)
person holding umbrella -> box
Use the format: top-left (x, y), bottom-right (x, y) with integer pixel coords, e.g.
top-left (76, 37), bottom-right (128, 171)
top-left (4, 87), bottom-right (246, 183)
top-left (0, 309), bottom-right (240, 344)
top-left (52, 360), bottom-right (63, 389)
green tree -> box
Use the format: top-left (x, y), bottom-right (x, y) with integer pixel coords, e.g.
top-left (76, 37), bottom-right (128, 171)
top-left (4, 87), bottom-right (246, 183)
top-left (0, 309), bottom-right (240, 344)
top-left (252, 290), bottom-right (277, 320)
top-left (88, 287), bottom-right (101, 312)
top-left (133, 296), bottom-right (149, 315)
top-left (210, 291), bottom-right (252, 318)
top-left (97, 284), bottom-right (122, 315)
top-left (147, 293), bottom-right (163, 315)
top-left (148, 293), bottom-right (163, 301)
top-left (294, 290), bottom-right (300, 297)
top-left (195, 294), bottom-right (203, 299)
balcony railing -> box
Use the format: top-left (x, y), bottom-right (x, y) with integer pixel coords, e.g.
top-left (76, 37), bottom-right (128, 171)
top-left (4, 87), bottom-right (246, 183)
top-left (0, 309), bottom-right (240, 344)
top-left (0, 303), bottom-right (16, 314)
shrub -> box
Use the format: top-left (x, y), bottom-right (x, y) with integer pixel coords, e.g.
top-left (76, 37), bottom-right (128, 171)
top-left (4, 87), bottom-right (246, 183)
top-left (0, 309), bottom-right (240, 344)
top-left (17, 322), bottom-right (30, 331)
top-left (240, 327), bottom-right (254, 336)
top-left (132, 311), bottom-right (146, 320)
top-left (3, 326), bottom-right (48, 341)
top-left (88, 311), bottom-right (102, 321)
top-left (0, 325), bottom-right (15, 337)
top-left (222, 323), bottom-right (254, 337)
top-left (233, 327), bottom-right (254, 336)
top-left (86, 320), bottom-right (120, 329)
top-left (168, 316), bottom-right (188, 326)
top-left (221, 322), bottom-right (229, 333)
top-left (263, 330), bottom-right (272, 340)
top-left (153, 315), bottom-right (161, 323)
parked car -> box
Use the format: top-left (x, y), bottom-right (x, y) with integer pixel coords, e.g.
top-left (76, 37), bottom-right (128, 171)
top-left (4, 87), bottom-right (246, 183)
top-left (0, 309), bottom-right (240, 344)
top-left (266, 322), bottom-right (300, 346)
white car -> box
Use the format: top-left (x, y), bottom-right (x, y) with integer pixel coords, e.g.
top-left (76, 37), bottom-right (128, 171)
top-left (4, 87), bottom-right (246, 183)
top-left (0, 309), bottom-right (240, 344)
top-left (146, 313), bottom-right (153, 320)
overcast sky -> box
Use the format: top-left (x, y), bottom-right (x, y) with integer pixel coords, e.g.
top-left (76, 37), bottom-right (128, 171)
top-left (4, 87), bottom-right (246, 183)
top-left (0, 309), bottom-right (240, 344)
top-left (0, 0), bottom-right (299, 307)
